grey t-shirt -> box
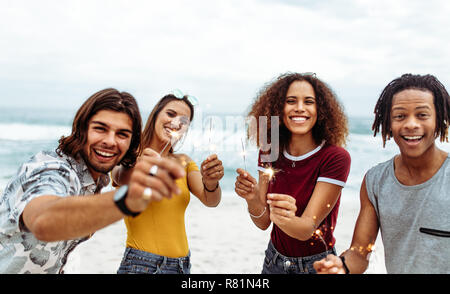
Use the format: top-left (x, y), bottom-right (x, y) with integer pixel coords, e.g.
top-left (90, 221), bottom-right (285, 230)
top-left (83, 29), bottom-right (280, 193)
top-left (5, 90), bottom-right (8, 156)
top-left (365, 154), bottom-right (450, 274)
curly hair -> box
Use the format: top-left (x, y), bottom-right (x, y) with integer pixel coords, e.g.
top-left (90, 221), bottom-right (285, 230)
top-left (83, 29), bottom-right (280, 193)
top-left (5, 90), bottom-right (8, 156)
top-left (247, 72), bottom-right (348, 161)
top-left (373, 73), bottom-right (450, 147)
top-left (57, 88), bottom-right (142, 168)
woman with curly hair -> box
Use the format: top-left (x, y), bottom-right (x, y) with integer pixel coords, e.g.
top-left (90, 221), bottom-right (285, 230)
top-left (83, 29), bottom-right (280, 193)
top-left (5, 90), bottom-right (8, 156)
top-left (235, 72), bottom-right (351, 274)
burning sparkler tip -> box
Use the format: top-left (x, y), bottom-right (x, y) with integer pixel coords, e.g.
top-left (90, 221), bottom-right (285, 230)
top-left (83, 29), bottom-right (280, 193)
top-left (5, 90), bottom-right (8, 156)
top-left (264, 167), bottom-right (275, 179)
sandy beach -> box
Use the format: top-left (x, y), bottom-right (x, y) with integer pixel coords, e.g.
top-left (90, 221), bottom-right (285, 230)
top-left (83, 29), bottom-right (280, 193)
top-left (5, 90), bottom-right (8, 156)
top-left (65, 190), bottom-right (386, 274)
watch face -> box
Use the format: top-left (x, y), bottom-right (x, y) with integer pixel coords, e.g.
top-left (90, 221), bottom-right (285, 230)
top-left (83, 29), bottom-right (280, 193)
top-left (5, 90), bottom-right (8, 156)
top-left (114, 185), bottom-right (128, 202)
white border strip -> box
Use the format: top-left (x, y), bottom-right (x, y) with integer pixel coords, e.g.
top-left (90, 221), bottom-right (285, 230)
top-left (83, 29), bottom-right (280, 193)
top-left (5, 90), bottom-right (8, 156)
top-left (257, 166), bottom-right (267, 173)
top-left (283, 141), bottom-right (325, 162)
top-left (317, 177), bottom-right (346, 187)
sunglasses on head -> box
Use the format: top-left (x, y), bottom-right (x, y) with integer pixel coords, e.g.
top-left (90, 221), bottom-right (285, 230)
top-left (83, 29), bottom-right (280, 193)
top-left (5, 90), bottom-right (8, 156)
top-left (171, 89), bottom-right (199, 106)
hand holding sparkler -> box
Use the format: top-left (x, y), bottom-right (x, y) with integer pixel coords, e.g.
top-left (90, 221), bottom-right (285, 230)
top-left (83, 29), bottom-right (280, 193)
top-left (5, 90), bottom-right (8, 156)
top-left (112, 147), bottom-right (161, 186)
top-left (313, 254), bottom-right (347, 274)
top-left (126, 153), bottom-right (185, 212)
top-left (201, 154), bottom-right (224, 192)
top-left (235, 168), bottom-right (257, 201)
top-left (266, 193), bottom-right (297, 225)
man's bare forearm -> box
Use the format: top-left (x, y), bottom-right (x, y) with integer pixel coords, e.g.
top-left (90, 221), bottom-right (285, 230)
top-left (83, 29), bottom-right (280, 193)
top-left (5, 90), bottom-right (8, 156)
top-left (23, 191), bottom-right (125, 242)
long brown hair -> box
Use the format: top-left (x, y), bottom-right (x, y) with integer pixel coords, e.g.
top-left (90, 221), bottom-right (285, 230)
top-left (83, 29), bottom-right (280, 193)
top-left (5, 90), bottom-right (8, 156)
top-left (247, 72), bottom-right (348, 161)
top-left (141, 94), bottom-right (195, 152)
top-left (57, 88), bottom-right (142, 168)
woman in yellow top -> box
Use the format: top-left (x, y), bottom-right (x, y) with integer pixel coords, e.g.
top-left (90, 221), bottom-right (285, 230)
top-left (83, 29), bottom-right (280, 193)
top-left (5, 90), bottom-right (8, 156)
top-left (113, 91), bottom-right (224, 274)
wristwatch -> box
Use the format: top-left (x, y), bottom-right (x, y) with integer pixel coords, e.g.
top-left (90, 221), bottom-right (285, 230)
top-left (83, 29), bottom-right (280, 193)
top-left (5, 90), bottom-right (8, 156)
top-left (113, 185), bottom-right (140, 217)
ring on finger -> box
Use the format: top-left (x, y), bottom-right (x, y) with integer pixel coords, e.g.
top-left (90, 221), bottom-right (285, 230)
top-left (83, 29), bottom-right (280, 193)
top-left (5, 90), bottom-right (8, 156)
top-left (149, 165), bottom-right (158, 176)
top-left (142, 187), bottom-right (152, 200)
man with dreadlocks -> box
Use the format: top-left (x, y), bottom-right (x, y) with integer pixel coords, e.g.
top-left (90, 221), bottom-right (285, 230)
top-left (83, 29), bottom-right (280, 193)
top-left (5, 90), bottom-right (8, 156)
top-left (314, 73), bottom-right (450, 274)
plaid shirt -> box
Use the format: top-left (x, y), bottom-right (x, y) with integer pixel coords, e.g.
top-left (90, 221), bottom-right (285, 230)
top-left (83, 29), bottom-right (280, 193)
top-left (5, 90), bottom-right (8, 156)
top-left (0, 150), bottom-right (110, 273)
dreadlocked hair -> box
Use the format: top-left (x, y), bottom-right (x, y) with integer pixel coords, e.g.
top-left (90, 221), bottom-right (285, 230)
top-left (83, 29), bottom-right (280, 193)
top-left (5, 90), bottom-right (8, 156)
top-left (372, 73), bottom-right (450, 147)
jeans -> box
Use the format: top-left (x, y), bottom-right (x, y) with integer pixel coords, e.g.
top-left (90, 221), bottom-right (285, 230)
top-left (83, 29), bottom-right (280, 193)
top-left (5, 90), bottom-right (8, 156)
top-left (262, 240), bottom-right (336, 274)
top-left (117, 247), bottom-right (191, 274)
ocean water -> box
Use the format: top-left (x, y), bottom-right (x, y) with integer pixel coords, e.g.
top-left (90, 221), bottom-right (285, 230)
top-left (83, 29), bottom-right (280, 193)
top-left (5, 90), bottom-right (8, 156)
top-left (1, 106), bottom-right (449, 198)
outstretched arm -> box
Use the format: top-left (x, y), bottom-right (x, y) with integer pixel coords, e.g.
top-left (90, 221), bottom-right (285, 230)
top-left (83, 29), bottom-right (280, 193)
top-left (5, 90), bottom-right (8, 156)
top-left (22, 155), bottom-right (185, 242)
top-left (314, 176), bottom-right (380, 274)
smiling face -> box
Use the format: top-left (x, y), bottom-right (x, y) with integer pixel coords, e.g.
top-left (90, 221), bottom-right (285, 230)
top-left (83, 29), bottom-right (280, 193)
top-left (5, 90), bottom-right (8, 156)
top-left (81, 110), bottom-right (133, 180)
top-left (390, 88), bottom-right (437, 158)
top-left (152, 100), bottom-right (192, 149)
top-left (282, 80), bottom-right (318, 140)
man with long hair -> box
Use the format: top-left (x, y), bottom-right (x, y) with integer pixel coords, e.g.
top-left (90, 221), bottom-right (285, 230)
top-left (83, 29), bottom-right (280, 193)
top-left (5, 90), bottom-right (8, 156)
top-left (0, 88), bottom-right (185, 273)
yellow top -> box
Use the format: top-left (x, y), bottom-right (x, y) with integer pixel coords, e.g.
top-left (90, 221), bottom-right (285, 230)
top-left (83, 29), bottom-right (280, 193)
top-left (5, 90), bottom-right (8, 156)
top-left (124, 159), bottom-right (199, 258)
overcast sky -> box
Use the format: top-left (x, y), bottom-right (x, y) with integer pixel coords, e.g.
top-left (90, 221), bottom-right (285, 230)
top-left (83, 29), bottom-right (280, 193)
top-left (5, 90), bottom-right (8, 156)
top-left (1, 0), bottom-right (449, 117)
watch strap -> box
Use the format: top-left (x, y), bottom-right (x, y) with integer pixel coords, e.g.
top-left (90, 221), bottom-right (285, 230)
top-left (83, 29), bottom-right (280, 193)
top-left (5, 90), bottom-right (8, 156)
top-left (340, 255), bottom-right (350, 274)
top-left (114, 186), bottom-right (140, 217)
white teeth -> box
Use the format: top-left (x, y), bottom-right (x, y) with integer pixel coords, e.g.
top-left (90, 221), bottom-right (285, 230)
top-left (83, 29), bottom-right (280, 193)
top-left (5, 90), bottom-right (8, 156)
top-left (95, 150), bottom-right (115, 157)
top-left (291, 117), bottom-right (307, 122)
top-left (404, 136), bottom-right (422, 140)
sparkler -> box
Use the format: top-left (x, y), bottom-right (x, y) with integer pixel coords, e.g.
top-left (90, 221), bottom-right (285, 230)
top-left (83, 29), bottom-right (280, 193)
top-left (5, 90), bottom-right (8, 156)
top-left (240, 137), bottom-right (247, 171)
top-left (314, 229), bottom-right (328, 252)
top-left (209, 117), bottom-right (213, 147)
top-left (262, 166), bottom-right (277, 191)
top-left (263, 167), bottom-right (275, 181)
top-left (208, 117), bottom-right (216, 152)
top-left (160, 130), bottom-right (181, 155)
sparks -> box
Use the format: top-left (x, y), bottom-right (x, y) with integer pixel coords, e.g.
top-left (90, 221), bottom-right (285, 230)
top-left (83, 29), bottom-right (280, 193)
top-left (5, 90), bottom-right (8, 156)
top-left (169, 130), bottom-right (181, 140)
top-left (159, 116), bottom-right (190, 155)
top-left (314, 228), bottom-right (328, 252)
top-left (160, 130), bottom-right (182, 155)
top-left (264, 167), bottom-right (275, 180)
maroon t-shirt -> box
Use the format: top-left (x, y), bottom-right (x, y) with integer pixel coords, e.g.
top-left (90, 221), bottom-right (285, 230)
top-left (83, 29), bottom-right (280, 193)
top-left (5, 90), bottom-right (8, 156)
top-left (258, 142), bottom-right (351, 257)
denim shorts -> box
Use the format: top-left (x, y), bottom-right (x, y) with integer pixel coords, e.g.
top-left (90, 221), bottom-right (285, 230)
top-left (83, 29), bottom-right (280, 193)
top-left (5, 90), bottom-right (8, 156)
top-left (117, 247), bottom-right (191, 274)
top-left (262, 240), bottom-right (336, 274)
